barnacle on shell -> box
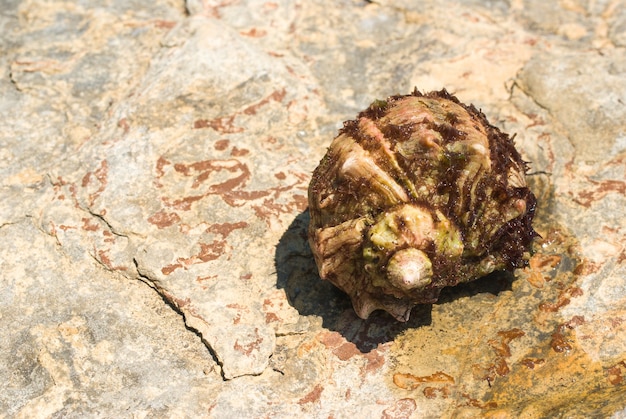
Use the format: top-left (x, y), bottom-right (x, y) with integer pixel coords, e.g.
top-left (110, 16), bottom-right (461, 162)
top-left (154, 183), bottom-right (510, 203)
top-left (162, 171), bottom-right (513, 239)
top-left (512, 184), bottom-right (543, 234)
top-left (308, 89), bottom-right (537, 322)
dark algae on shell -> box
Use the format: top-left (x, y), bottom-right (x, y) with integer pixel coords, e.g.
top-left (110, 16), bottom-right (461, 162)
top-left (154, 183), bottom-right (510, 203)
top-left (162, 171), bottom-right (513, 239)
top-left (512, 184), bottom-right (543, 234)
top-left (308, 89), bottom-right (538, 321)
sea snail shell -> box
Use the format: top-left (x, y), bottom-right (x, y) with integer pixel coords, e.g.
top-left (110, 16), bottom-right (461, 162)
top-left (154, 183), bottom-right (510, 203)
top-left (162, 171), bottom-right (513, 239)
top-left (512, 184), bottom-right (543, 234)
top-left (308, 89), bottom-right (537, 321)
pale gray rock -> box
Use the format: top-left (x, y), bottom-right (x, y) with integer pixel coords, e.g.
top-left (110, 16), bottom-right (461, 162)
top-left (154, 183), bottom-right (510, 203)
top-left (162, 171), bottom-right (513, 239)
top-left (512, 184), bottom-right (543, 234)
top-left (71, 15), bottom-right (321, 378)
top-left (0, 220), bottom-right (221, 417)
top-left (610, 6), bottom-right (626, 46)
top-left (517, 49), bottom-right (626, 163)
top-left (1, 0), bottom-right (626, 417)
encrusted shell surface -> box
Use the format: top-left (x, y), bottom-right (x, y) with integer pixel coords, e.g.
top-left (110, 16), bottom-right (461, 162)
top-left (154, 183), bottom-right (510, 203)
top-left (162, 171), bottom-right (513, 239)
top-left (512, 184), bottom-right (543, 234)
top-left (308, 89), bottom-right (537, 321)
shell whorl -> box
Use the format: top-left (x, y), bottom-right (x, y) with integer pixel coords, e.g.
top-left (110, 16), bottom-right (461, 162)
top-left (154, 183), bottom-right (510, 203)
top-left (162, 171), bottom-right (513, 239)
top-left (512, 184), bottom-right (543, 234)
top-left (308, 89), bottom-right (537, 321)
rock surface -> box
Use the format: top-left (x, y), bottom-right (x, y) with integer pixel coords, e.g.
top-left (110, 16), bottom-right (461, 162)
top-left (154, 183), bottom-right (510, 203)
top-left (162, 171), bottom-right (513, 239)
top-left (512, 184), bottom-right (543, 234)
top-left (1, 0), bottom-right (625, 417)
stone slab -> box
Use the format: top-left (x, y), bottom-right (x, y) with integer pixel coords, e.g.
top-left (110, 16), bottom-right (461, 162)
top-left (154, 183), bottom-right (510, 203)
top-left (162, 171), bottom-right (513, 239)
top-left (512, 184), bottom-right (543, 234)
top-left (1, 0), bottom-right (625, 417)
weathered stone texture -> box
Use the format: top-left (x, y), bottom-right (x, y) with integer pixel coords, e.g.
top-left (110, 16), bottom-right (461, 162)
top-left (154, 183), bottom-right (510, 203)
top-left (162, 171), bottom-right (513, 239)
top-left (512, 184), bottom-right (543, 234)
top-left (1, 0), bottom-right (625, 417)
top-left (0, 221), bottom-right (221, 417)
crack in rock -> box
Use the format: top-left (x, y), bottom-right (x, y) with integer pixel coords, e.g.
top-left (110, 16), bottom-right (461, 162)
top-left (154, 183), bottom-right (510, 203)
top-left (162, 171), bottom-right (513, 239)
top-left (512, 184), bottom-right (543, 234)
top-left (132, 259), bottom-right (227, 379)
top-left (132, 257), bottom-right (276, 380)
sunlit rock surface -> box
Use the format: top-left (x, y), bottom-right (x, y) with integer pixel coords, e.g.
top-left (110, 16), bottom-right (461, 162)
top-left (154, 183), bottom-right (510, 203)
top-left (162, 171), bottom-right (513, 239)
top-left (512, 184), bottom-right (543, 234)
top-left (1, 0), bottom-right (625, 417)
